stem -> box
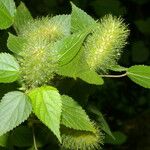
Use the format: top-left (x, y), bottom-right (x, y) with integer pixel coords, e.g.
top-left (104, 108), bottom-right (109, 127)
top-left (32, 127), bottom-right (38, 150)
top-left (100, 72), bottom-right (127, 78)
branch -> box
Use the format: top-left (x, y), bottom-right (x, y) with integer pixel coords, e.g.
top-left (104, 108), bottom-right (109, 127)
top-left (99, 72), bottom-right (127, 78)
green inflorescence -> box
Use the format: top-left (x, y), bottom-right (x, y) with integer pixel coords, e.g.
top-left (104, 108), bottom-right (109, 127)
top-left (84, 15), bottom-right (129, 72)
top-left (18, 15), bottom-right (71, 89)
top-left (61, 125), bottom-right (104, 150)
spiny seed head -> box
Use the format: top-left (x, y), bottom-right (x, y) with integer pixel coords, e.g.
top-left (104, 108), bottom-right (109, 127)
top-left (61, 125), bottom-right (104, 150)
top-left (84, 15), bottom-right (129, 72)
top-left (19, 39), bottom-right (58, 89)
top-left (20, 15), bottom-right (71, 42)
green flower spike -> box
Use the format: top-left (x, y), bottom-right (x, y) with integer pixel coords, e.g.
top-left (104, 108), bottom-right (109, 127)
top-left (84, 15), bottom-right (129, 72)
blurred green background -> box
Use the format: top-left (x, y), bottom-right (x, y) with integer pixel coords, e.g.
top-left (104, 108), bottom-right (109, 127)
top-left (0, 0), bottom-right (150, 149)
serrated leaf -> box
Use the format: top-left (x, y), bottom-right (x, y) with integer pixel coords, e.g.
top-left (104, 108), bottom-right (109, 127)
top-left (0, 0), bottom-right (16, 29)
top-left (61, 95), bottom-right (96, 133)
top-left (0, 133), bottom-right (9, 147)
top-left (89, 106), bottom-right (114, 139)
top-left (13, 2), bottom-right (33, 33)
top-left (7, 33), bottom-right (27, 54)
top-left (0, 53), bottom-right (20, 83)
top-left (56, 31), bottom-right (89, 66)
top-left (71, 2), bottom-right (97, 32)
top-left (28, 86), bottom-right (62, 142)
top-left (0, 91), bottom-right (32, 136)
top-left (127, 65), bottom-right (150, 88)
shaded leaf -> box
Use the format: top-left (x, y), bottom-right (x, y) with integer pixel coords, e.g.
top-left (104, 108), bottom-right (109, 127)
top-left (105, 131), bottom-right (127, 145)
top-left (10, 126), bottom-right (33, 147)
top-left (0, 133), bottom-right (9, 147)
top-left (89, 106), bottom-right (114, 139)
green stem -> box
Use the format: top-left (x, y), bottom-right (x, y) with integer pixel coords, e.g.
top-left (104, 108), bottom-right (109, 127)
top-left (32, 127), bottom-right (38, 150)
top-left (100, 72), bottom-right (127, 78)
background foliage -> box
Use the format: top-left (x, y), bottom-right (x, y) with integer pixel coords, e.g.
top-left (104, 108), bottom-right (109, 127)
top-left (0, 0), bottom-right (150, 149)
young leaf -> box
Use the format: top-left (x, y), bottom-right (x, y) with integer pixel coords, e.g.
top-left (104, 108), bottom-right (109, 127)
top-left (28, 86), bottom-right (62, 142)
top-left (61, 95), bottom-right (96, 133)
top-left (0, 91), bottom-right (32, 136)
top-left (71, 2), bottom-right (97, 32)
top-left (127, 65), bottom-right (150, 88)
top-left (0, 0), bottom-right (16, 29)
top-left (13, 2), bottom-right (33, 33)
top-left (7, 33), bottom-right (26, 54)
top-left (56, 31), bottom-right (89, 66)
top-left (0, 53), bottom-right (20, 83)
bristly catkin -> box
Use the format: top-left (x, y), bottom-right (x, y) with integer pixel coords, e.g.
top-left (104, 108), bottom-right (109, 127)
top-left (84, 15), bottom-right (129, 72)
top-left (61, 125), bottom-right (104, 150)
top-left (18, 15), bottom-right (71, 89)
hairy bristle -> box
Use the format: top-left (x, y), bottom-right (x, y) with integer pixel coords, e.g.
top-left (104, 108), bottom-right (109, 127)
top-left (18, 39), bottom-right (58, 89)
top-left (61, 125), bottom-right (104, 150)
top-left (84, 15), bottom-right (129, 72)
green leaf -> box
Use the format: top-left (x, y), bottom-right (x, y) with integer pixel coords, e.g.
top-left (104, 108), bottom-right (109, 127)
top-left (57, 47), bottom-right (103, 85)
top-left (13, 2), bottom-right (33, 33)
top-left (127, 65), bottom-right (150, 88)
top-left (56, 31), bottom-right (89, 66)
top-left (0, 133), bottom-right (9, 147)
top-left (61, 95), bottom-right (96, 133)
top-left (0, 91), bottom-right (32, 136)
top-left (0, 53), bottom-right (20, 83)
top-left (78, 69), bottom-right (104, 85)
top-left (105, 131), bottom-right (127, 145)
top-left (71, 2), bottom-right (97, 32)
top-left (108, 65), bottom-right (128, 72)
top-left (0, 0), bottom-right (16, 29)
top-left (89, 107), bottom-right (114, 139)
top-left (7, 33), bottom-right (26, 54)
top-left (28, 86), bottom-right (62, 142)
